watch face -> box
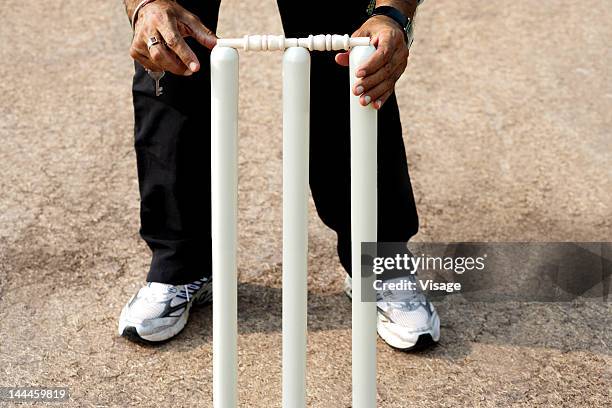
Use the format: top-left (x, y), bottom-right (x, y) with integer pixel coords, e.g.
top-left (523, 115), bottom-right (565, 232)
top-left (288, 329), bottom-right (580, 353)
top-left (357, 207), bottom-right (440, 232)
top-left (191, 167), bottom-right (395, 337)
top-left (366, 0), bottom-right (376, 16)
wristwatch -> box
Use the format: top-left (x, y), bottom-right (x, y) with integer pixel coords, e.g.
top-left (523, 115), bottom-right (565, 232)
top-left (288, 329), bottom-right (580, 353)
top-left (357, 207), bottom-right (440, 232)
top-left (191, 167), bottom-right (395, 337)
top-left (369, 5), bottom-right (415, 48)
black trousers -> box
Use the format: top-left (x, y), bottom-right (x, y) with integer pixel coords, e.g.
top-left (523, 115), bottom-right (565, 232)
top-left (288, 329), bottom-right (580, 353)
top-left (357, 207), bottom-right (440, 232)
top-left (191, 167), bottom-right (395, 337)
top-left (132, 0), bottom-right (419, 285)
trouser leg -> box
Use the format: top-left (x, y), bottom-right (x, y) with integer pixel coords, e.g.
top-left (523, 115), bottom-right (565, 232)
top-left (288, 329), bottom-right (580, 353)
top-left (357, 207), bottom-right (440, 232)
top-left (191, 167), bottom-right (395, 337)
top-left (278, 0), bottom-right (419, 274)
top-left (132, 0), bottom-right (221, 285)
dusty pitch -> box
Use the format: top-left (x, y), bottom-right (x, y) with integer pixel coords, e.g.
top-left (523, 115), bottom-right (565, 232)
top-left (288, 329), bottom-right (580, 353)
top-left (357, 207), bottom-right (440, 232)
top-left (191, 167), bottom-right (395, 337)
top-left (0, 0), bottom-right (610, 406)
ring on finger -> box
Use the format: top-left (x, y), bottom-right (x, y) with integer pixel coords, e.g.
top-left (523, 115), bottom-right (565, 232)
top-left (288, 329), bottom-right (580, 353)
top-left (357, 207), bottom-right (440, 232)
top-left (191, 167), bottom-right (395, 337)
top-left (147, 36), bottom-right (162, 50)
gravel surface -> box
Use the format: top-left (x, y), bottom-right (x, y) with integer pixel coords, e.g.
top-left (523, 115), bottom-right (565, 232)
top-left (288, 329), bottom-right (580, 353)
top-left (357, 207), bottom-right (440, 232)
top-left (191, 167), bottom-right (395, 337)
top-left (0, 0), bottom-right (610, 407)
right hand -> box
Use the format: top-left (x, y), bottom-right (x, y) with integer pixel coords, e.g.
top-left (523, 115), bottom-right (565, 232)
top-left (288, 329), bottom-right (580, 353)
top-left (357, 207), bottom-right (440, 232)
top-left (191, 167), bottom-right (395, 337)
top-left (130, 0), bottom-right (217, 75)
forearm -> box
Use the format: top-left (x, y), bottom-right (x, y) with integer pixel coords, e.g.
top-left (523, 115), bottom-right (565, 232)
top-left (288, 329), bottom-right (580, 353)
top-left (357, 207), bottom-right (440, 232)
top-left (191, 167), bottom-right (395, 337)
top-left (375, 0), bottom-right (419, 19)
top-left (123, 0), bottom-right (141, 19)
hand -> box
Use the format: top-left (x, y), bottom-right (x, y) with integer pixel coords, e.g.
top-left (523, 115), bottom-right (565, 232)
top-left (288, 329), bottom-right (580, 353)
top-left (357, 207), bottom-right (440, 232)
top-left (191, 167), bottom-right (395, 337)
top-left (335, 15), bottom-right (409, 109)
top-left (129, 0), bottom-right (217, 75)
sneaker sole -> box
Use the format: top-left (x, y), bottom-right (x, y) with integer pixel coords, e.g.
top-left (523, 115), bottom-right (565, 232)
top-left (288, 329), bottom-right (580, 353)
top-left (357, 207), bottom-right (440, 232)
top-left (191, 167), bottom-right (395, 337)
top-left (119, 285), bottom-right (212, 344)
top-left (119, 303), bottom-right (191, 343)
top-left (376, 310), bottom-right (440, 351)
top-left (343, 276), bottom-right (440, 351)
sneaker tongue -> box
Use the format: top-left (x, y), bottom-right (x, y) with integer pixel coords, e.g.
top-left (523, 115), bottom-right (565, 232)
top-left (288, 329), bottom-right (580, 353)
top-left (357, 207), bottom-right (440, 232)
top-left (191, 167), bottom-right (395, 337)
top-left (145, 282), bottom-right (177, 300)
top-left (377, 276), bottom-right (425, 303)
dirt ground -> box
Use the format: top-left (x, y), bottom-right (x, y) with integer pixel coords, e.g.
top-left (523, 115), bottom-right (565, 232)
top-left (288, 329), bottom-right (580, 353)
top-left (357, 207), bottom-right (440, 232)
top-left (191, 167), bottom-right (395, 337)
top-left (0, 0), bottom-right (610, 407)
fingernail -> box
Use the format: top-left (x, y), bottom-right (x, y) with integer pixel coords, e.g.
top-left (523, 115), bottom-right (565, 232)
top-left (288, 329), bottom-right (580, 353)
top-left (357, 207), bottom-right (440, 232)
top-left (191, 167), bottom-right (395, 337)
top-left (356, 69), bottom-right (366, 78)
top-left (355, 85), bottom-right (364, 95)
top-left (375, 100), bottom-right (382, 109)
top-left (189, 62), bottom-right (198, 71)
top-left (184, 69), bottom-right (193, 76)
top-left (364, 95), bottom-right (371, 105)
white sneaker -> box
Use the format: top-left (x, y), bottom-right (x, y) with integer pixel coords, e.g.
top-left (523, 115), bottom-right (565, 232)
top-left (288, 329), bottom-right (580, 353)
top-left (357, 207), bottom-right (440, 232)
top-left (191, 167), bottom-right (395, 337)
top-left (344, 275), bottom-right (440, 350)
top-left (118, 277), bottom-right (212, 343)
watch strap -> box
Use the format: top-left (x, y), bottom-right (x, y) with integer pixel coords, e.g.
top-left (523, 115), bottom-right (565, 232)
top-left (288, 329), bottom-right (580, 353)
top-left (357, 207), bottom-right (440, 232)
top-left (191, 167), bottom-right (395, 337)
top-left (369, 5), bottom-right (410, 44)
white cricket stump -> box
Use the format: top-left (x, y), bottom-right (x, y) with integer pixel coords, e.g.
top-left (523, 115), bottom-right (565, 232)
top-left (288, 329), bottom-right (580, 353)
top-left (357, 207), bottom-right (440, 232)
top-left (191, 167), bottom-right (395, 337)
top-left (282, 46), bottom-right (310, 408)
top-left (349, 45), bottom-right (378, 408)
top-left (210, 46), bottom-right (239, 408)
top-left (210, 35), bottom-right (377, 408)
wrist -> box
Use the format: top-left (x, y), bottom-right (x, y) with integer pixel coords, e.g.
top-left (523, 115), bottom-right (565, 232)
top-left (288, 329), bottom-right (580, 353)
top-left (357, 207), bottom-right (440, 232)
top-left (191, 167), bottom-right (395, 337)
top-left (369, 15), bottom-right (404, 33)
top-left (369, 6), bottom-right (412, 45)
top-left (130, 0), bottom-right (159, 30)
top-left (374, 0), bottom-right (418, 19)
top-left (124, 0), bottom-right (139, 19)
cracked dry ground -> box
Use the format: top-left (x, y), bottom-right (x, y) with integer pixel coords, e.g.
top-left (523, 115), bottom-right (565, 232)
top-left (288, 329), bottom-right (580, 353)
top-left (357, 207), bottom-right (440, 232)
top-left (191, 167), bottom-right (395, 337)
top-left (0, 0), bottom-right (610, 407)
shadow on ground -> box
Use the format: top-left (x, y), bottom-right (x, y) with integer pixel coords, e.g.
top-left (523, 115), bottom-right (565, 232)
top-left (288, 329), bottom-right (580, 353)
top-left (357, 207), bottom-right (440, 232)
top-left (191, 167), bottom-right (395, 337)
top-left (133, 282), bottom-right (611, 361)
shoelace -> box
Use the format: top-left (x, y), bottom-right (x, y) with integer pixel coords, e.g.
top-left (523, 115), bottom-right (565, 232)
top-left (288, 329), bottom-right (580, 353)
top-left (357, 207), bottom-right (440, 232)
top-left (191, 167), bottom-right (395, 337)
top-left (177, 280), bottom-right (205, 301)
top-left (143, 280), bottom-right (205, 302)
top-left (377, 277), bottom-right (428, 312)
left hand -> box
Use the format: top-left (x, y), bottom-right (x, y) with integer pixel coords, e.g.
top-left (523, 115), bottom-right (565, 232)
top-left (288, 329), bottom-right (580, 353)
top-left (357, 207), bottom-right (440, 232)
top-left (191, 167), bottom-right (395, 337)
top-left (335, 15), bottom-right (409, 109)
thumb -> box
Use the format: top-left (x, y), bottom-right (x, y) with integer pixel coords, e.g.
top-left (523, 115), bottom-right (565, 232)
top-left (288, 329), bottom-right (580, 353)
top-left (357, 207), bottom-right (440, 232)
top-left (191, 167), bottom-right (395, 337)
top-left (335, 51), bottom-right (349, 66)
top-left (336, 28), bottom-right (373, 66)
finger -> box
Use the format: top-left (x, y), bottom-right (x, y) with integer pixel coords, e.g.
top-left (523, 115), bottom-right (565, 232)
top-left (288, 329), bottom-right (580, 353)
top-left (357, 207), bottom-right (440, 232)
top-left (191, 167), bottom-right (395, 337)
top-left (130, 43), bottom-right (162, 71)
top-left (181, 12), bottom-right (217, 50)
top-left (134, 50), bottom-right (162, 71)
top-left (148, 40), bottom-right (190, 75)
top-left (335, 51), bottom-right (349, 66)
top-left (359, 77), bottom-right (395, 106)
top-left (354, 32), bottom-right (394, 78)
top-left (353, 54), bottom-right (406, 96)
top-left (373, 89), bottom-right (393, 110)
top-left (157, 20), bottom-right (199, 73)
top-left (352, 54), bottom-right (404, 95)
top-left (370, 34), bottom-right (380, 48)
